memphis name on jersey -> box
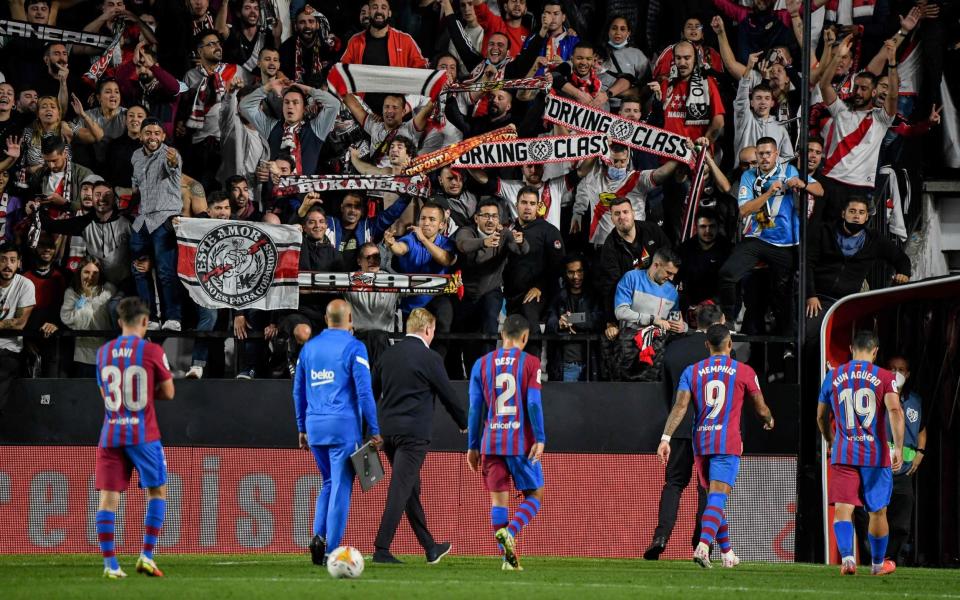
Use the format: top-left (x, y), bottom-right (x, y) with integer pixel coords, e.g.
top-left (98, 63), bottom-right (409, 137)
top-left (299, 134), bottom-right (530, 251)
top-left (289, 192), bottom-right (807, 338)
top-left (819, 360), bottom-right (898, 467)
top-left (679, 356), bottom-right (760, 457)
top-left (468, 348), bottom-right (546, 456)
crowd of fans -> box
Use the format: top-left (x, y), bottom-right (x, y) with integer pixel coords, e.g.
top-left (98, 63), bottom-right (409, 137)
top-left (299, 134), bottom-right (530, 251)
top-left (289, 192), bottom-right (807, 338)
top-left (3, 0), bottom-right (947, 393)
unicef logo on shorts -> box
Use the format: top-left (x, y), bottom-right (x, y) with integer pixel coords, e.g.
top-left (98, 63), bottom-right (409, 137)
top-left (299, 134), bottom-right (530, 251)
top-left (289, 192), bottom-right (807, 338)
top-left (195, 223), bottom-right (278, 308)
top-left (610, 120), bottom-right (632, 141)
top-left (528, 140), bottom-right (553, 162)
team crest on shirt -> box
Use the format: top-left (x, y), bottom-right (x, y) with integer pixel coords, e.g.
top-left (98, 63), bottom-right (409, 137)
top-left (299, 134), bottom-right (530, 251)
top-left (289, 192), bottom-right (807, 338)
top-left (906, 407), bottom-right (919, 423)
top-left (194, 223), bottom-right (278, 308)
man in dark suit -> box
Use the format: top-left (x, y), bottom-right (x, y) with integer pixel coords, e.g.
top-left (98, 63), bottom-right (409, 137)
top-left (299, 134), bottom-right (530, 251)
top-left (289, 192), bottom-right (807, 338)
top-left (372, 308), bottom-right (468, 564)
top-left (644, 303), bottom-right (725, 559)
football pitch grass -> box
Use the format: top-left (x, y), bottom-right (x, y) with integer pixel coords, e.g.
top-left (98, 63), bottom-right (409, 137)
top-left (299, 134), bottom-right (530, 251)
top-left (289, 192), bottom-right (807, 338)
top-left (2, 555), bottom-right (958, 599)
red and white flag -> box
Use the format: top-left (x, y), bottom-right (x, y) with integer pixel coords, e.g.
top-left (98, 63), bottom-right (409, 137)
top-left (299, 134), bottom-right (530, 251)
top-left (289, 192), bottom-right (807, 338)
top-left (175, 218), bottom-right (301, 310)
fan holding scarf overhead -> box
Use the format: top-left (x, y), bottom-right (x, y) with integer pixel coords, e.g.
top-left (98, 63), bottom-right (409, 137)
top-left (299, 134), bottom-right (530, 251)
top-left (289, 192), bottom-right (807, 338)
top-left (662, 40), bottom-right (725, 151)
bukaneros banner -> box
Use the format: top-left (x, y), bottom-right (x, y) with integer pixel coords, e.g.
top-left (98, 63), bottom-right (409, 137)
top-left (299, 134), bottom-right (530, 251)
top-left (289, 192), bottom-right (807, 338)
top-left (326, 63), bottom-right (448, 102)
top-left (175, 218), bottom-right (301, 310)
top-left (453, 133), bottom-right (609, 168)
top-left (273, 174), bottom-right (432, 199)
top-left (543, 93), bottom-right (696, 167)
top-left (298, 271), bottom-right (463, 297)
top-left (0, 19), bottom-right (115, 48)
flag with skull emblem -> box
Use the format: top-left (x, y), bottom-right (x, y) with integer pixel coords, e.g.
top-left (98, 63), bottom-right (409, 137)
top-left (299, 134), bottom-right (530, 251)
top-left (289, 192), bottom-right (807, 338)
top-left (176, 218), bottom-right (302, 310)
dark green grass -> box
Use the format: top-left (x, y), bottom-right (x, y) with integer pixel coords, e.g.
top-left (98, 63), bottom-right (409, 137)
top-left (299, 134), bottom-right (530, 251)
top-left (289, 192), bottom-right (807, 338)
top-left (1, 554), bottom-right (956, 599)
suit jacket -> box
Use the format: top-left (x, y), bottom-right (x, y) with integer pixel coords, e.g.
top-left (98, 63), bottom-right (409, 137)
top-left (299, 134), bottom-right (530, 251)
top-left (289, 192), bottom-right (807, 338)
top-left (662, 331), bottom-right (710, 440)
top-left (375, 335), bottom-right (468, 440)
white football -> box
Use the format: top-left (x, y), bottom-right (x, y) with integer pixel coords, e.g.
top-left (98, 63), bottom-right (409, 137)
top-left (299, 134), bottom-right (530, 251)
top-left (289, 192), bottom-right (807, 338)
top-left (326, 546), bottom-right (365, 579)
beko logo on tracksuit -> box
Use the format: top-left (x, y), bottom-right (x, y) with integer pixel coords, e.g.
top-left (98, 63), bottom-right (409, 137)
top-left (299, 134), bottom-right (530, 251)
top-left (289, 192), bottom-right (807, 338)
top-left (310, 369), bottom-right (335, 386)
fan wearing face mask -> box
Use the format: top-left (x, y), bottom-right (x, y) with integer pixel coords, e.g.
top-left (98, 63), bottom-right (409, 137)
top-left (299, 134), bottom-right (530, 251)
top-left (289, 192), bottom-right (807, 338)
top-left (572, 143), bottom-right (680, 248)
top-left (803, 196), bottom-right (911, 336)
top-left (882, 355), bottom-right (926, 568)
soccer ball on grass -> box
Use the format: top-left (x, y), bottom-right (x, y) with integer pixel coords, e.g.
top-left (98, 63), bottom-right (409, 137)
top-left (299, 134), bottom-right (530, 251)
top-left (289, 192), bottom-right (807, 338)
top-left (326, 546), bottom-right (364, 579)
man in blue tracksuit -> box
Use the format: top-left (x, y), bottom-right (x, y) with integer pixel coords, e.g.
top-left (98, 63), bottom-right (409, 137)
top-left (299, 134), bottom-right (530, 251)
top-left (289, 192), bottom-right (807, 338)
top-left (293, 299), bottom-right (381, 566)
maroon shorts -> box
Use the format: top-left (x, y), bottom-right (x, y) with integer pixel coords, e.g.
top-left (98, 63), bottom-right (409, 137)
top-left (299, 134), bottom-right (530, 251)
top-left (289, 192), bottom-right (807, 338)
top-left (482, 455), bottom-right (512, 492)
top-left (481, 454), bottom-right (544, 492)
top-left (95, 443), bottom-right (167, 492)
top-left (828, 463), bottom-right (893, 512)
top-left (96, 446), bottom-right (136, 492)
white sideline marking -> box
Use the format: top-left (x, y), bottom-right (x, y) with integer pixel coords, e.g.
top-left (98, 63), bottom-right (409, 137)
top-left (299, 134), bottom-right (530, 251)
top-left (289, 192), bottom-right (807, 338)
top-left (167, 576), bottom-right (960, 598)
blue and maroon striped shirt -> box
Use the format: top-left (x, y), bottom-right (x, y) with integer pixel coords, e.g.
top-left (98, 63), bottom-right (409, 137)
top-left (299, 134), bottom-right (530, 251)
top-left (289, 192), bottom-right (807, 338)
top-left (818, 360), bottom-right (898, 467)
top-left (95, 335), bottom-right (172, 448)
top-left (678, 355), bottom-right (760, 457)
top-left (468, 348), bottom-right (546, 456)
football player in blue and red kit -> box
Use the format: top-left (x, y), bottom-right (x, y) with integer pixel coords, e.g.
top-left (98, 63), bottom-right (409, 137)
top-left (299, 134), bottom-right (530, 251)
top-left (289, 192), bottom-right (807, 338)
top-left (658, 324), bottom-right (774, 568)
top-left (94, 297), bottom-right (175, 579)
top-left (467, 315), bottom-right (545, 571)
top-left (818, 330), bottom-right (905, 576)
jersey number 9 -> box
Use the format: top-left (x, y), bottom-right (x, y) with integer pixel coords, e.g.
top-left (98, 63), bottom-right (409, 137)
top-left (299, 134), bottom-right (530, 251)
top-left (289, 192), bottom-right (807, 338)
top-left (704, 379), bottom-right (726, 420)
top-left (101, 365), bottom-right (149, 412)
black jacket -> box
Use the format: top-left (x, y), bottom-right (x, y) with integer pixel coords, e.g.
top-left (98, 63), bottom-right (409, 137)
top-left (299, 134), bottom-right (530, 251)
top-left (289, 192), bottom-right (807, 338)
top-left (662, 332), bottom-right (711, 439)
top-left (598, 220), bottom-right (671, 322)
top-left (806, 221), bottom-right (912, 300)
top-left (299, 235), bottom-right (342, 310)
top-left (300, 235), bottom-right (342, 271)
top-left (375, 336), bottom-right (468, 440)
top-left (545, 286), bottom-right (604, 365)
top-left (676, 235), bottom-right (733, 310)
top-left (503, 218), bottom-right (565, 301)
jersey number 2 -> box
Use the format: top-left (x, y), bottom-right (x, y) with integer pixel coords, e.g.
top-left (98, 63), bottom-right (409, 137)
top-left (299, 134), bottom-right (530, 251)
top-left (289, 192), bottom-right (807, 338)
top-left (495, 373), bottom-right (517, 416)
top-left (101, 365), bottom-right (148, 412)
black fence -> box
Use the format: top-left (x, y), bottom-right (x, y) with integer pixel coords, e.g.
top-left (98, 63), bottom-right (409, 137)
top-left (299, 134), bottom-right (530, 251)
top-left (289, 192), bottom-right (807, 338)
top-left (0, 329), bottom-right (797, 383)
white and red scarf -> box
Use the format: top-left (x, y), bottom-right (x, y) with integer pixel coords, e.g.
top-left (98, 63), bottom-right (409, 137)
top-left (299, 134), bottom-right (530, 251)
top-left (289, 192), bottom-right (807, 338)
top-left (326, 63), bottom-right (448, 102)
top-left (82, 20), bottom-right (124, 88)
top-left (187, 63), bottom-right (238, 129)
top-left (192, 13), bottom-right (215, 36)
top-left (825, 0), bottom-right (877, 22)
top-left (570, 69), bottom-right (601, 97)
top-left (280, 121), bottom-right (304, 174)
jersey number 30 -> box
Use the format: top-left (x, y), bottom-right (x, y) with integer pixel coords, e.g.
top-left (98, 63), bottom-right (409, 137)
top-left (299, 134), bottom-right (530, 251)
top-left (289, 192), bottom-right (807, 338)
top-left (101, 365), bottom-right (148, 412)
top-left (495, 373), bottom-right (517, 416)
